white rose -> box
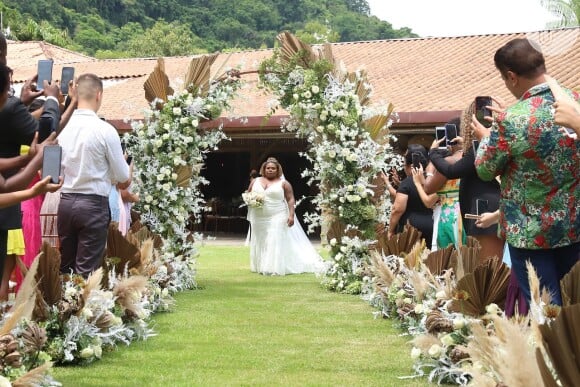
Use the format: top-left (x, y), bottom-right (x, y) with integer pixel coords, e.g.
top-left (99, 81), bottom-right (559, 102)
top-left (171, 173), bottom-right (178, 180)
top-left (316, 125), bottom-right (324, 133)
top-left (334, 253), bottom-right (343, 261)
top-left (311, 85), bottom-right (320, 94)
top-left (435, 290), bottom-right (447, 299)
top-left (414, 304), bottom-right (424, 314)
top-left (452, 318), bottom-right (466, 330)
top-left (336, 164), bottom-right (344, 171)
top-left (180, 117), bottom-right (189, 124)
top-left (162, 133), bottom-right (170, 140)
top-left (330, 238), bottom-right (337, 246)
top-left (145, 194), bottom-right (153, 203)
top-left (155, 139), bottom-right (163, 147)
top-left (157, 174), bottom-right (165, 181)
top-left (303, 91), bottom-right (312, 99)
top-left (81, 308), bottom-right (93, 319)
top-left (346, 154), bottom-right (357, 162)
top-left (163, 123), bottom-right (170, 130)
top-left (441, 334), bottom-right (455, 346)
top-left (403, 297), bottom-right (412, 304)
top-left (485, 303), bottom-right (501, 315)
top-left (162, 183), bottom-right (171, 191)
top-left (328, 150), bottom-right (336, 158)
top-left (327, 123), bottom-right (335, 131)
top-left (191, 118), bottom-right (199, 127)
top-left (320, 113), bottom-right (328, 121)
top-left (161, 288), bottom-right (169, 297)
top-left (428, 344), bottom-right (442, 358)
top-left (93, 345), bottom-right (103, 358)
top-left (173, 107), bottom-right (182, 115)
top-left (410, 347), bottom-right (422, 360)
top-left (293, 93), bottom-right (299, 100)
top-left (341, 148), bottom-right (350, 157)
top-left (80, 347), bottom-right (94, 359)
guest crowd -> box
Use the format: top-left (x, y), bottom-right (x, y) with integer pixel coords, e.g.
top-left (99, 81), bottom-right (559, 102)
top-left (0, 33), bottom-right (578, 317)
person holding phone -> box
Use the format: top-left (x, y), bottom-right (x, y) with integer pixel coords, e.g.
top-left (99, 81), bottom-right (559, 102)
top-left (421, 117), bottom-right (466, 251)
top-left (428, 102), bottom-right (503, 261)
top-left (57, 73), bottom-right (131, 278)
top-left (475, 38), bottom-right (579, 308)
top-left (388, 144), bottom-right (434, 245)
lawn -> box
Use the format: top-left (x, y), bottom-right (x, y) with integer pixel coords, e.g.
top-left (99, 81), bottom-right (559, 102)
top-left (52, 245), bottom-right (427, 386)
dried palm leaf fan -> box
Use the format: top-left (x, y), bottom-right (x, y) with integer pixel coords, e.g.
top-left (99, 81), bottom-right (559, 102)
top-left (347, 70), bottom-right (372, 107)
top-left (128, 222), bottom-right (163, 249)
top-left (449, 258), bottom-right (510, 317)
top-left (143, 58), bottom-right (174, 105)
top-left (423, 244), bottom-right (455, 276)
top-left (318, 42), bottom-right (336, 67)
top-left (34, 242), bottom-right (62, 307)
top-left (106, 223), bottom-right (141, 274)
top-left (175, 165), bottom-right (193, 188)
top-left (404, 239), bottom-right (426, 270)
top-left (183, 53), bottom-right (219, 96)
top-left (374, 222), bottom-right (422, 257)
top-left (560, 260), bottom-right (580, 306)
top-left (536, 303), bottom-right (580, 387)
top-left (361, 107), bottom-right (394, 144)
top-left (450, 237), bottom-right (483, 278)
top-left (277, 31), bottom-right (318, 68)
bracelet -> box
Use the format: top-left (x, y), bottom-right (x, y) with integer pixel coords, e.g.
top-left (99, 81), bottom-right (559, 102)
top-left (425, 173), bottom-right (434, 177)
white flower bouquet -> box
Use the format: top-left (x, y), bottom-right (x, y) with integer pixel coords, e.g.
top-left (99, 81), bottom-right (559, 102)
top-left (242, 191), bottom-right (265, 208)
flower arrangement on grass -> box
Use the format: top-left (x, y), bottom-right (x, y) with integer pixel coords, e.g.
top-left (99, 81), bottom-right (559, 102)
top-left (368, 228), bottom-right (580, 386)
top-left (259, 32), bottom-right (403, 294)
top-left (126, 56), bottom-right (241, 266)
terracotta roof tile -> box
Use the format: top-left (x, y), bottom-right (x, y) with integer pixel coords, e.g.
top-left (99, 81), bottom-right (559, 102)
top-left (8, 29), bottom-right (580, 130)
top-left (7, 40), bottom-right (94, 73)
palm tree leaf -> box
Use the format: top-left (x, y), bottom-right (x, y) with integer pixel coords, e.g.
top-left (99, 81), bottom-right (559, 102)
top-left (423, 245), bottom-right (455, 276)
top-left (560, 261), bottom-right (580, 306)
top-left (106, 223), bottom-right (141, 273)
top-left (34, 242), bottom-right (62, 307)
top-left (277, 31), bottom-right (317, 68)
top-left (143, 57), bottom-right (174, 104)
top-left (537, 303), bottom-right (580, 387)
top-left (183, 53), bottom-right (219, 96)
top-left (374, 222), bottom-right (423, 257)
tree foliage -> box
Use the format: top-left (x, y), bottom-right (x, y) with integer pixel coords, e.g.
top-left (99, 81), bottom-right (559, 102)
top-left (0, 0), bottom-right (417, 57)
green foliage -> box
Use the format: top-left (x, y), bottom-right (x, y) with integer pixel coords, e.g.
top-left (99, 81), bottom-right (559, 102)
top-left (0, 0), bottom-right (416, 58)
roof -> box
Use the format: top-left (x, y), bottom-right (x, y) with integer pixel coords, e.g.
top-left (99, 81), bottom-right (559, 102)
top-left (7, 40), bottom-right (95, 72)
top-left (7, 29), bottom-right (580, 131)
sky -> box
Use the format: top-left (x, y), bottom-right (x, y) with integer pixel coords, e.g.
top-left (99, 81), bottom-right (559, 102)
top-left (367, 0), bottom-right (561, 37)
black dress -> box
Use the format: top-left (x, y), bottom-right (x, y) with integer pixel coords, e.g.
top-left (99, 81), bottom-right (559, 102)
top-left (396, 176), bottom-right (433, 244)
top-left (429, 148), bottom-right (500, 236)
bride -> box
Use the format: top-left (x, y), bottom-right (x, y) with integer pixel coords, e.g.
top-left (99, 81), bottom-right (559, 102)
top-left (246, 157), bottom-right (324, 275)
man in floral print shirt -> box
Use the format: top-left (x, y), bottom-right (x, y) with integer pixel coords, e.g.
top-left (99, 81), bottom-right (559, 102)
top-left (475, 38), bottom-right (579, 307)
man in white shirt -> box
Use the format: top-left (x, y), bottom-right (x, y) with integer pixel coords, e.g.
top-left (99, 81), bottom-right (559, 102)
top-left (57, 73), bottom-right (131, 277)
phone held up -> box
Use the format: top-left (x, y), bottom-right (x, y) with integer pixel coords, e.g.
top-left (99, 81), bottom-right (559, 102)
top-left (41, 145), bottom-right (62, 184)
top-left (475, 96), bottom-right (492, 128)
top-left (411, 153), bottom-right (421, 169)
top-left (435, 126), bottom-right (446, 149)
top-left (36, 60), bottom-right (54, 91)
top-left (445, 123), bottom-right (458, 147)
top-left (60, 67), bottom-right (75, 95)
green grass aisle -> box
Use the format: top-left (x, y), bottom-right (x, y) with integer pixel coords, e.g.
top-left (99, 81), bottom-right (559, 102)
top-left (53, 245), bottom-right (426, 386)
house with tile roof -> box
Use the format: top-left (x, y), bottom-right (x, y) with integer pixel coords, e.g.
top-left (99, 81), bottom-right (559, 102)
top-left (7, 29), bottom-right (580, 232)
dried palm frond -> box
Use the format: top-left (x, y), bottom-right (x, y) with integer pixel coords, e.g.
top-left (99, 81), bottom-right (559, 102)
top-left (467, 317), bottom-right (542, 387)
top-left (318, 43), bottom-right (335, 67)
top-left (277, 31), bottom-right (317, 69)
top-left (425, 310), bottom-right (453, 334)
top-left (423, 245), bottom-right (455, 276)
top-left (19, 321), bottom-right (47, 354)
top-left (183, 53), bottom-right (219, 96)
top-left (35, 242), bottom-right (62, 306)
top-left (10, 257), bottom-right (40, 321)
top-left (361, 110), bottom-right (394, 144)
top-left (374, 222), bottom-right (422, 256)
top-left (113, 276), bottom-right (149, 316)
top-left (369, 251), bottom-right (396, 289)
top-left (80, 268), bottom-right (103, 310)
top-left (450, 245), bottom-right (483, 280)
top-left (144, 57), bottom-right (174, 104)
top-left (560, 261), bottom-right (580, 306)
top-left (175, 165), bottom-right (193, 188)
top-left (449, 259), bottom-right (510, 317)
top-left (106, 223), bottom-right (141, 273)
top-left (12, 362), bottom-right (52, 387)
top-left (536, 303), bottom-right (580, 386)
top-left (346, 70), bottom-right (371, 107)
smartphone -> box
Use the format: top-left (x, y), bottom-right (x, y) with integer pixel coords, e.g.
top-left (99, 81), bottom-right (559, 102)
top-left (475, 96), bottom-right (492, 128)
top-left (411, 153), bottom-right (421, 169)
top-left (37, 59), bottom-right (54, 91)
top-left (41, 145), bottom-right (62, 184)
top-left (37, 116), bottom-right (56, 143)
top-left (445, 124), bottom-right (458, 146)
top-left (60, 66), bottom-right (75, 95)
top-left (472, 139), bottom-right (480, 155)
top-left (476, 199), bottom-right (489, 216)
top-left (435, 126), bottom-right (446, 149)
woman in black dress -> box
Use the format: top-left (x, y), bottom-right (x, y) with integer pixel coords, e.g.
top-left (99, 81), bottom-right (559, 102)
top-left (428, 103), bottom-right (504, 260)
top-left (388, 144), bottom-right (433, 244)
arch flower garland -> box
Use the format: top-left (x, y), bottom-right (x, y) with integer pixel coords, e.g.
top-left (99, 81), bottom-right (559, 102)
top-left (259, 32), bottom-right (403, 293)
top-left (126, 56), bottom-right (242, 266)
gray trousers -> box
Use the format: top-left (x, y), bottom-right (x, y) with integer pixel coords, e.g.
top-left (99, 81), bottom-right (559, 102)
top-left (57, 193), bottom-right (110, 277)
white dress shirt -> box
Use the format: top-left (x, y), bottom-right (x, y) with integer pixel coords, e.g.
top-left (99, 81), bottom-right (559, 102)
top-left (58, 109), bottom-right (129, 197)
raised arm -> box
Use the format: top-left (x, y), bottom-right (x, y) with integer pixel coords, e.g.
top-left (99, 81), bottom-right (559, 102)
top-left (430, 149), bottom-right (476, 180)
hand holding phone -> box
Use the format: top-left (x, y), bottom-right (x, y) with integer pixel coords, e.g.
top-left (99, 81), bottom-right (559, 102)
top-left (475, 96), bottom-right (493, 128)
top-left (445, 123), bottom-right (458, 146)
top-left (435, 126), bottom-right (447, 149)
top-left (41, 145), bottom-right (62, 184)
top-left (411, 153), bottom-right (421, 169)
top-left (36, 60), bottom-right (54, 91)
top-left (60, 67), bottom-right (75, 95)
top-left (476, 199), bottom-right (489, 215)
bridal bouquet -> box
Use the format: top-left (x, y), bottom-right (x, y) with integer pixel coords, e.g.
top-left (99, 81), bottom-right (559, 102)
top-left (242, 192), bottom-right (265, 208)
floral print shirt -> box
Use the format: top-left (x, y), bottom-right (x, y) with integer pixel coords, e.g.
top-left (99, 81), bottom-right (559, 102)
top-left (475, 83), bottom-right (579, 249)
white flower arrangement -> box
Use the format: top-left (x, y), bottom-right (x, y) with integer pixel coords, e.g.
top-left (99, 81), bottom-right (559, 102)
top-left (242, 191), bottom-right (265, 208)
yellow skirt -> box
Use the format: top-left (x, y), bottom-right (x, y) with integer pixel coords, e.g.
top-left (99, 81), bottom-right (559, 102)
top-left (7, 229), bottom-right (25, 256)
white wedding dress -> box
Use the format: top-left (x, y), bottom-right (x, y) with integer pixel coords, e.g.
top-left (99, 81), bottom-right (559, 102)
top-left (247, 178), bottom-right (324, 275)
